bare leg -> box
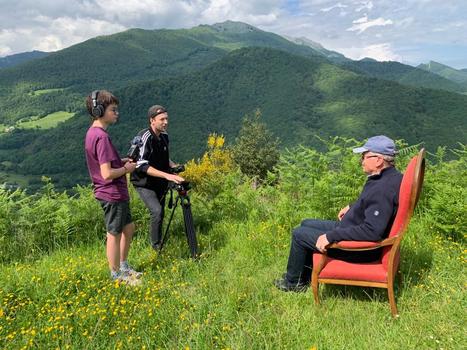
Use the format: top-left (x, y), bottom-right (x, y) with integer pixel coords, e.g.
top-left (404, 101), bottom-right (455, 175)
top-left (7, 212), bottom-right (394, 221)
top-left (106, 232), bottom-right (122, 272)
top-left (120, 222), bottom-right (135, 263)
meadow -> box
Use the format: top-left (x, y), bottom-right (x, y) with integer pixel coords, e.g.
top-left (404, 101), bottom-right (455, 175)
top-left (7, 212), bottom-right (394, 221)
top-left (16, 111), bottom-right (75, 130)
top-left (0, 137), bottom-right (465, 349)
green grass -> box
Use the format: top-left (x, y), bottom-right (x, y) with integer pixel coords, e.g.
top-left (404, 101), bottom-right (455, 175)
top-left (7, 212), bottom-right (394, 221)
top-left (17, 111), bottom-right (74, 130)
top-left (28, 88), bottom-right (64, 96)
top-left (213, 42), bottom-right (244, 51)
top-left (0, 211), bottom-right (464, 349)
top-left (0, 141), bottom-right (464, 349)
top-left (0, 171), bottom-right (32, 188)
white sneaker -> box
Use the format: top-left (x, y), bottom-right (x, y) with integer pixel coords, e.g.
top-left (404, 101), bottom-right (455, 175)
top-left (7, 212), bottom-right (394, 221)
top-left (113, 271), bottom-right (142, 286)
top-left (120, 262), bottom-right (143, 279)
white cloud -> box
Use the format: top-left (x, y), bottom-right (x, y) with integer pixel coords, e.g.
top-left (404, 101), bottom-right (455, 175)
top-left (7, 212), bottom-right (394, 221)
top-left (320, 2), bottom-right (347, 12)
top-left (0, 16), bottom-right (126, 55)
top-left (347, 16), bottom-right (393, 34)
top-left (395, 17), bottom-right (414, 29)
top-left (0, 0), bottom-right (465, 68)
top-left (355, 1), bottom-right (373, 12)
top-left (353, 15), bottom-right (369, 24)
top-left (340, 42), bottom-right (402, 62)
top-left (432, 21), bottom-right (467, 32)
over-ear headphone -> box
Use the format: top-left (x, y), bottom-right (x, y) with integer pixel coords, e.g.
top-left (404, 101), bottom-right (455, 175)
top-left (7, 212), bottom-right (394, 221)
top-left (91, 90), bottom-right (105, 118)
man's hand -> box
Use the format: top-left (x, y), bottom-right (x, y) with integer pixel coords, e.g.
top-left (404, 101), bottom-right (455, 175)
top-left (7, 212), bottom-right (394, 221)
top-left (166, 174), bottom-right (184, 184)
top-left (338, 205), bottom-right (350, 221)
top-left (316, 234), bottom-right (330, 253)
top-left (124, 161), bottom-right (136, 173)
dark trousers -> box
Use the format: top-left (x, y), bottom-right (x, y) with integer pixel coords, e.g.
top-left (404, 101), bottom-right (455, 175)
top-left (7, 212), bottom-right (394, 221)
top-left (285, 219), bottom-right (381, 284)
top-left (135, 187), bottom-right (166, 249)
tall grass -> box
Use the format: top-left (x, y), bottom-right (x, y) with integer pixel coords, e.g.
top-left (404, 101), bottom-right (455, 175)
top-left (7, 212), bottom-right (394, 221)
top-left (0, 139), bottom-right (465, 349)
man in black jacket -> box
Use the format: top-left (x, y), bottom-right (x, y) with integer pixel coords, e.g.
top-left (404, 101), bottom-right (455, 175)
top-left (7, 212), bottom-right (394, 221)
top-left (131, 105), bottom-right (184, 250)
top-left (275, 135), bottom-right (403, 292)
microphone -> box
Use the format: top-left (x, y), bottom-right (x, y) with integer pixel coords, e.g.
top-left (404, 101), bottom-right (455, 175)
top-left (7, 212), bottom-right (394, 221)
top-left (127, 136), bottom-right (143, 161)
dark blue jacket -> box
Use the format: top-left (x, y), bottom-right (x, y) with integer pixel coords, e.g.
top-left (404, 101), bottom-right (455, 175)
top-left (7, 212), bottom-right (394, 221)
top-left (326, 166), bottom-right (403, 242)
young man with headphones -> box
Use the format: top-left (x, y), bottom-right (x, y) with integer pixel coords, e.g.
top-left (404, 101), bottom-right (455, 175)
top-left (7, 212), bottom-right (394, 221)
top-left (130, 104), bottom-right (184, 251)
top-left (84, 90), bottom-right (141, 284)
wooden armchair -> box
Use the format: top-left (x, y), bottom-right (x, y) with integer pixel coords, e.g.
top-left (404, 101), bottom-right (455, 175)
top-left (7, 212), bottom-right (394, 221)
top-left (311, 149), bottom-right (426, 316)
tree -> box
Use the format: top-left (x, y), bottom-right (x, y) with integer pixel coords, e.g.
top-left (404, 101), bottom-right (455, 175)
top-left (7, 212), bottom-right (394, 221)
top-left (232, 109), bottom-right (280, 187)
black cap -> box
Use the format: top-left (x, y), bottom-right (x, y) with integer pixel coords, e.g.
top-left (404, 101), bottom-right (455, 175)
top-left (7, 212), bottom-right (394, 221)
top-left (147, 105), bottom-right (167, 119)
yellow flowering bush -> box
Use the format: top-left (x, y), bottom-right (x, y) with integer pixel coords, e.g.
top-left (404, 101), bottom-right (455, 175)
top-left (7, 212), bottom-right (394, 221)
top-left (182, 134), bottom-right (235, 197)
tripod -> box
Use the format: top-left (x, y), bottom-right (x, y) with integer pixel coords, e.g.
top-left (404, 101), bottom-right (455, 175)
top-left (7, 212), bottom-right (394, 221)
top-left (159, 182), bottom-right (198, 258)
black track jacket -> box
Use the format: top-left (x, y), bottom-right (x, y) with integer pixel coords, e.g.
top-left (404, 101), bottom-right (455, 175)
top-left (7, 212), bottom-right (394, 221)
top-left (130, 128), bottom-right (170, 194)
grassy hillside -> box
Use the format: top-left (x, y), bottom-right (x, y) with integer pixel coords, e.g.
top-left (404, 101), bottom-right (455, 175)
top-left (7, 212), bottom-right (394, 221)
top-left (15, 111), bottom-right (74, 130)
top-left (1, 47), bottom-right (466, 191)
top-left (0, 140), bottom-right (465, 349)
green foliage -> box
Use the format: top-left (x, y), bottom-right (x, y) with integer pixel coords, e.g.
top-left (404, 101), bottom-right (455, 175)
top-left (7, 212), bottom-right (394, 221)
top-left (183, 134), bottom-right (235, 199)
top-left (232, 109), bottom-right (280, 182)
top-left (0, 139), bottom-right (465, 349)
top-left (421, 145), bottom-right (467, 241)
top-left (0, 178), bottom-right (105, 263)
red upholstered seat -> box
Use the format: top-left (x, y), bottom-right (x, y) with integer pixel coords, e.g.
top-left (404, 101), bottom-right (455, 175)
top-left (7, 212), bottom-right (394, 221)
top-left (311, 149), bottom-right (425, 316)
top-left (312, 254), bottom-right (387, 283)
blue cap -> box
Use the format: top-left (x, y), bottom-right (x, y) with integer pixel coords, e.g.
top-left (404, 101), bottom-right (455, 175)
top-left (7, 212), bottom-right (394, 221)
top-left (352, 135), bottom-right (397, 156)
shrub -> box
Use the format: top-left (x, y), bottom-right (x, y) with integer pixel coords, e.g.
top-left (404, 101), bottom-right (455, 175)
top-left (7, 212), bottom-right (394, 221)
top-left (232, 110), bottom-right (280, 186)
top-left (182, 133), bottom-right (235, 198)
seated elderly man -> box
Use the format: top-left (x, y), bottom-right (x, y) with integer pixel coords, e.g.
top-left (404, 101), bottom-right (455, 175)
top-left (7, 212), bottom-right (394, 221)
top-left (275, 135), bottom-right (403, 292)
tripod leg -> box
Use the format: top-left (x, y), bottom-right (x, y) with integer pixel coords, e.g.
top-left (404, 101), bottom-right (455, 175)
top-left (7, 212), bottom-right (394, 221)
top-left (159, 196), bottom-right (180, 253)
top-left (181, 200), bottom-right (198, 258)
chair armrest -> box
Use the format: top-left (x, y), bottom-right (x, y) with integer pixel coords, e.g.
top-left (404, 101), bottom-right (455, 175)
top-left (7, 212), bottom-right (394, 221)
top-left (327, 236), bottom-right (397, 251)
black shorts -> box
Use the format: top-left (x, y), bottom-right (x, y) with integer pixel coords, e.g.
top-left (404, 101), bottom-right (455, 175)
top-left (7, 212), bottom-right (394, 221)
top-left (98, 200), bottom-right (132, 235)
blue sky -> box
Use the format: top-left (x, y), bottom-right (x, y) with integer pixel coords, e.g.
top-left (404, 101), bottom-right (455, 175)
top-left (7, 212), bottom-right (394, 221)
top-left (0, 0), bottom-right (465, 69)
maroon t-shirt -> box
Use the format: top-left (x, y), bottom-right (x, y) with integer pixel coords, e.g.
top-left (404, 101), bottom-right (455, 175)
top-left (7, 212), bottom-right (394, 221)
top-left (84, 126), bottom-right (129, 202)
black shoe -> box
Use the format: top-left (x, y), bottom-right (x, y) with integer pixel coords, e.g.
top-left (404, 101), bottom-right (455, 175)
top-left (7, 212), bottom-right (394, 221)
top-left (274, 277), bottom-right (308, 292)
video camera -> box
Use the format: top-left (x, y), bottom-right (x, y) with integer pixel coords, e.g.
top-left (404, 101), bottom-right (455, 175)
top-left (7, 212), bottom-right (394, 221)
top-left (169, 180), bottom-right (191, 194)
top-left (169, 164), bottom-right (185, 174)
top-left (127, 136), bottom-right (143, 161)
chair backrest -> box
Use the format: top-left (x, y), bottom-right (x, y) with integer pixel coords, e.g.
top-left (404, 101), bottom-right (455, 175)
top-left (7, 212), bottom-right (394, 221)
top-left (381, 149), bottom-right (425, 270)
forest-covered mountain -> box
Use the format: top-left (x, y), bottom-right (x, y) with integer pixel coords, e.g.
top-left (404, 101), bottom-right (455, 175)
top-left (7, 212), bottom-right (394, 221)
top-left (417, 61), bottom-right (467, 88)
top-left (0, 21), bottom-right (466, 190)
top-left (341, 60), bottom-right (467, 94)
top-left (0, 50), bottom-right (49, 69)
top-left (0, 21), bottom-right (327, 124)
top-left (1, 47), bottom-right (466, 190)
top-left (1, 21), bottom-right (464, 125)
top-left (284, 36), bottom-right (349, 63)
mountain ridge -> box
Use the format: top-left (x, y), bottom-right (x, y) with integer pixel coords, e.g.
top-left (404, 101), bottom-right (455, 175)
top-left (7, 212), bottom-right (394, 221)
top-left (0, 50), bottom-right (49, 69)
top-left (418, 60), bottom-right (467, 89)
